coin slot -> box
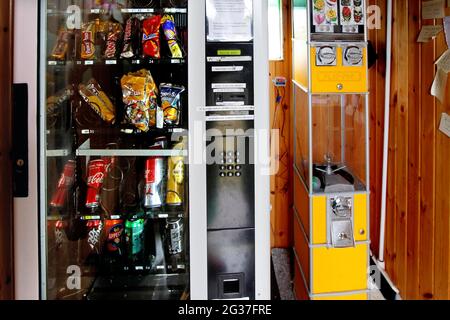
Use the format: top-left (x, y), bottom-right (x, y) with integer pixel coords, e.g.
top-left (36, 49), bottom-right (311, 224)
top-left (223, 279), bottom-right (240, 294)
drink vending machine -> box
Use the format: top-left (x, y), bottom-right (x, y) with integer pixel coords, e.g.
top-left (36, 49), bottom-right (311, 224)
top-left (292, 0), bottom-right (370, 300)
top-left (13, 0), bottom-right (270, 300)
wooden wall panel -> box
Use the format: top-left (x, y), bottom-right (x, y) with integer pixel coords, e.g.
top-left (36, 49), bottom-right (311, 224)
top-left (270, 0), bottom-right (293, 248)
top-left (0, 0), bottom-right (14, 300)
top-left (272, 0), bottom-right (450, 300)
top-left (368, 0), bottom-right (450, 300)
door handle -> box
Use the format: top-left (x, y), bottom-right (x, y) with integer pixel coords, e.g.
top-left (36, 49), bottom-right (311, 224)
top-left (12, 83), bottom-right (29, 197)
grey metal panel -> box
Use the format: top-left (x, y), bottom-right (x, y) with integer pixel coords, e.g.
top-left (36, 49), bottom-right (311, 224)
top-left (206, 135), bottom-right (255, 230)
top-left (207, 228), bottom-right (255, 300)
top-left (39, 0), bottom-right (48, 300)
top-left (188, 0), bottom-right (208, 300)
top-left (253, 0), bottom-right (271, 300)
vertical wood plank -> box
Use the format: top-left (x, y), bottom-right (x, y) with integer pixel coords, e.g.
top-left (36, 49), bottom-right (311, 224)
top-left (0, 0), bottom-right (14, 300)
top-left (368, 0), bottom-right (380, 254)
top-left (405, 0), bottom-right (421, 300)
top-left (270, 0), bottom-right (293, 248)
top-left (433, 8), bottom-right (450, 300)
top-left (385, 0), bottom-right (399, 283)
top-left (419, 8), bottom-right (436, 302)
top-left (393, 0), bottom-right (409, 294)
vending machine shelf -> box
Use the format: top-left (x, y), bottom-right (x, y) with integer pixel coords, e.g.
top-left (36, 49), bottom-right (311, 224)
top-left (86, 273), bottom-right (189, 300)
top-left (48, 58), bottom-right (186, 67)
top-left (46, 149), bottom-right (71, 157)
top-left (76, 139), bottom-right (187, 157)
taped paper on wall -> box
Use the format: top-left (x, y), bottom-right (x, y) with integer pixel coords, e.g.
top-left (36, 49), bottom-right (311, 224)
top-left (439, 113), bottom-right (450, 138)
top-left (206, 0), bottom-right (253, 42)
top-left (422, 0), bottom-right (445, 20)
top-left (431, 68), bottom-right (448, 103)
top-left (417, 25), bottom-right (443, 42)
top-left (435, 49), bottom-right (450, 73)
top-left (444, 16), bottom-right (450, 47)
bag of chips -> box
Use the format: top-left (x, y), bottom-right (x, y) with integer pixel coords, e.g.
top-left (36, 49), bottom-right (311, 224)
top-left (121, 69), bottom-right (159, 132)
top-left (142, 15), bottom-right (162, 59)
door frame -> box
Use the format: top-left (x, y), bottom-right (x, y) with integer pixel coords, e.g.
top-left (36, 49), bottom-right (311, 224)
top-left (0, 0), bottom-right (14, 300)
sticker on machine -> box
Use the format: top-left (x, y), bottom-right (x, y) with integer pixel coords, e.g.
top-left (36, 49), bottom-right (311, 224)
top-left (316, 46), bottom-right (337, 66)
top-left (213, 88), bottom-right (245, 93)
top-left (211, 83), bottom-right (247, 89)
top-left (216, 101), bottom-right (246, 106)
top-left (312, 0), bottom-right (338, 30)
top-left (340, 0), bottom-right (365, 27)
top-left (212, 66), bottom-right (244, 72)
top-left (343, 45), bottom-right (364, 66)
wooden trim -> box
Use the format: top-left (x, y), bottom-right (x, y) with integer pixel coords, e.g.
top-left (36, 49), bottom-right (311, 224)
top-left (0, 0), bottom-right (14, 300)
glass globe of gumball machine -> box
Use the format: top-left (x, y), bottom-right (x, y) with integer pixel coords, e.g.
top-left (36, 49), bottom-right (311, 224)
top-left (292, 0), bottom-right (370, 300)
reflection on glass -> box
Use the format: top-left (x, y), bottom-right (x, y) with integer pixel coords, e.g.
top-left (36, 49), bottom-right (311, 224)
top-left (43, 0), bottom-right (189, 300)
top-left (311, 94), bottom-right (367, 193)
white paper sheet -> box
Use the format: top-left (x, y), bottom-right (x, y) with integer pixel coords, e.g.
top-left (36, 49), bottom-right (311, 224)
top-left (417, 25), bottom-right (443, 42)
top-left (431, 67), bottom-right (448, 103)
top-left (439, 113), bottom-right (450, 138)
top-left (206, 0), bottom-right (253, 42)
top-left (422, 0), bottom-right (445, 20)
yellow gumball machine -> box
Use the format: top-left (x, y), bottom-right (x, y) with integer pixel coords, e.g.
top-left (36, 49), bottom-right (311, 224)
top-left (292, 0), bottom-right (370, 300)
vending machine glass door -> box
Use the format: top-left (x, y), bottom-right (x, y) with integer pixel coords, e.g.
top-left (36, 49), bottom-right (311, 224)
top-left (40, 0), bottom-right (190, 300)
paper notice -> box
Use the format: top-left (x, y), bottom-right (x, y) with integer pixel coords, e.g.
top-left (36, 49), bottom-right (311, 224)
top-left (422, 0), bottom-right (445, 20)
top-left (439, 113), bottom-right (450, 138)
top-left (417, 25), bottom-right (443, 42)
top-left (431, 68), bottom-right (448, 103)
top-left (444, 17), bottom-right (450, 47)
top-left (206, 0), bottom-right (253, 42)
top-left (435, 49), bottom-right (450, 73)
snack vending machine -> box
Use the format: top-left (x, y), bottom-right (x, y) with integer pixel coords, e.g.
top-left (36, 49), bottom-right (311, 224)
top-left (292, 0), bottom-right (370, 300)
top-left (13, 0), bottom-right (269, 300)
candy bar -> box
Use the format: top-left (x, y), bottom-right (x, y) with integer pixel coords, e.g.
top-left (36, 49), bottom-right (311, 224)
top-left (79, 79), bottom-right (116, 124)
top-left (161, 15), bottom-right (184, 59)
top-left (51, 29), bottom-right (71, 60)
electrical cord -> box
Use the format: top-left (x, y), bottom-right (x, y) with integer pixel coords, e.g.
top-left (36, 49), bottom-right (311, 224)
top-left (271, 84), bottom-right (290, 194)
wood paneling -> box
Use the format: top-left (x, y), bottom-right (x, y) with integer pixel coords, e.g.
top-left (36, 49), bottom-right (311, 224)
top-left (0, 0), bottom-right (14, 300)
top-left (368, 0), bottom-right (450, 300)
top-left (271, 0), bottom-right (450, 299)
top-left (270, 0), bottom-right (293, 248)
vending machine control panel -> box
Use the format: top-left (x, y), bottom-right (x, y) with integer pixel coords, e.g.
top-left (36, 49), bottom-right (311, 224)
top-left (205, 0), bottom-right (256, 300)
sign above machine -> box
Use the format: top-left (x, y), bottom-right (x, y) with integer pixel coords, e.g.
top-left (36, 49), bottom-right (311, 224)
top-left (206, 0), bottom-right (253, 42)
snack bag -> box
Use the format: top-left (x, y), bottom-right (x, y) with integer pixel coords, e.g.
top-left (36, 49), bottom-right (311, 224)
top-left (160, 83), bottom-right (185, 126)
top-left (161, 15), bottom-right (184, 58)
top-left (121, 69), bottom-right (159, 131)
top-left (79, 79), bottom-right (116, 124)
top-left (142, 15), bottom-right (162, 59)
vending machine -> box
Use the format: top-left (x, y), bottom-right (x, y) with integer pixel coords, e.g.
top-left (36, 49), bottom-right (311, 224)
top-left (292, 0), bottom-right (370, 300)
top-left (13, 0), bottom-right (270, 300)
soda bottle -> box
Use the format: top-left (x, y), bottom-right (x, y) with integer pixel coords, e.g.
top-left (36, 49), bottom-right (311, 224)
top-left (125, 217), bottom-right (146, 266)
top-left (100, 155), bottom-right (122, 218)
top-left (50, 160), bottom-right (76, 210)
top-left (86, 159), bottom-right (106, 210)
top-left (103, 218), bottom-right (125, 272)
